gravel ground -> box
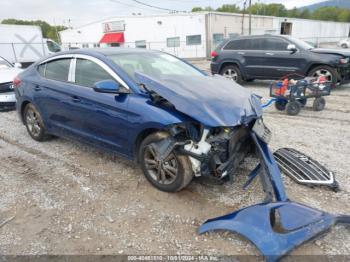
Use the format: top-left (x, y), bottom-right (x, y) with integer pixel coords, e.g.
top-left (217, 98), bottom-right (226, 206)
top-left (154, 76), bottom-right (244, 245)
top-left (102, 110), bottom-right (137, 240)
top-left (0, 61), bottom-right (349, 260)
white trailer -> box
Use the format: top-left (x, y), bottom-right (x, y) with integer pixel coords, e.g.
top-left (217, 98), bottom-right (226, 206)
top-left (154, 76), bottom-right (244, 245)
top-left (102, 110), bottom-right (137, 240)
top-left (0, 24), bottom-right (61, 67)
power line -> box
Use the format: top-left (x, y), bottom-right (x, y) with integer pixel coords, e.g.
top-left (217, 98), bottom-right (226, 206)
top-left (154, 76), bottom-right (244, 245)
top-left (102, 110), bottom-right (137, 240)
top-left (130, 0), bottom-right (186, 13)
top-left (109, 0), bottom-right (168, 12)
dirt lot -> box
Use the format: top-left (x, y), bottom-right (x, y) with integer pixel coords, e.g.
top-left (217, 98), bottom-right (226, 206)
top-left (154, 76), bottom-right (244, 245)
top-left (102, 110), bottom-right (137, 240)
top-left (0, 61), bottom-right (350, 259)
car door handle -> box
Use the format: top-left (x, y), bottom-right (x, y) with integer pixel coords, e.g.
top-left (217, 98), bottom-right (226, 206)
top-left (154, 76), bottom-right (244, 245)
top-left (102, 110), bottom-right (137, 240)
top-left (238, 52), bottom-right (245, 55)
top-left (265, 52), bottom-right (274, 56)
top-left (72, 96), bottom-right (81, 103)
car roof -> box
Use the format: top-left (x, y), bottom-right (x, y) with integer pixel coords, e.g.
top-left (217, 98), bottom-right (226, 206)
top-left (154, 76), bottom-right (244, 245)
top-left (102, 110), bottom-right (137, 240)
top-left (228, 34), bottom-right (288, 41)
top-left (57, 47), bottom-right (161, 57)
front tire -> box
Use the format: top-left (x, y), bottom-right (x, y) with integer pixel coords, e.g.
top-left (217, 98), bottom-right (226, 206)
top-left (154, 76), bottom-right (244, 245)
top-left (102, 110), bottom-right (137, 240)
top-left (23, 103), bottom-right (50, 141)
top-left (341, 43), bottom-right (348, 49)
top-left (139, 132), bottom-right (193, 192)
top-left (286, 101), bottom-right (301, 116)
top-left (308, 65), bottom-right (337, 84)
top-left (220, 65), bottom-right (243, 84)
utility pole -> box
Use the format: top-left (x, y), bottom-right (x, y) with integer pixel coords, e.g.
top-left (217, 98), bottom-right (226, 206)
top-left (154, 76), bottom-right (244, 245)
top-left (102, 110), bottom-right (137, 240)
top-left (248, 0), bottom-right (252, 35)
top-left (241, 0), bottom-right (246, 35)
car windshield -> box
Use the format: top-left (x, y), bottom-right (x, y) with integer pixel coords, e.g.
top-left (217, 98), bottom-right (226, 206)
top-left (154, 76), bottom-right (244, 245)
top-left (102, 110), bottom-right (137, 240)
top-left (287, 36), bottom-right (314, 50)
top-left (108, 52), bottom-right (204, 81)
top-left (0, 57), bottom-right (12, 69)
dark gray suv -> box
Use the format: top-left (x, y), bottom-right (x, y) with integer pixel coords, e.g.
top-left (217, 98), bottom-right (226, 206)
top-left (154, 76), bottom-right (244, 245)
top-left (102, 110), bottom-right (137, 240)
top-left (211, 35), bottom-right (350, 85)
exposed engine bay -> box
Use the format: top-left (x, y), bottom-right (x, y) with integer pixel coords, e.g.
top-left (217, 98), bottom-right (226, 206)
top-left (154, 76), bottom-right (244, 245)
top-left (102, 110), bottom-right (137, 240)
top-left (149, 123), bottom-right (251, 181)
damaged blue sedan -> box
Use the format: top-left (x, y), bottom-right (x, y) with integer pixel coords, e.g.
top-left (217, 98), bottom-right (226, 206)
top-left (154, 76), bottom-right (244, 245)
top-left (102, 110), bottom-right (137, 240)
top-left (14, 48), bottom-right (263, 192)
top-left (14, 48), bottom-right (349, 261)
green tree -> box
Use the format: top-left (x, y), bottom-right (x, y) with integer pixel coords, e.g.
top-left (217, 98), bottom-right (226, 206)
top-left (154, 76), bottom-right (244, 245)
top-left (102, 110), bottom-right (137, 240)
top-left (287, 7), bottom-right (301, 18)
top-left (247, 3), bottom-right (266, 15)
top-left (216, 4), bottom-right (240, 13)
top-left (299, 9), bottom-right (311, 19)
top-left (337, 9), bottom-right (350, 22)
top-left (191, 7), bottom-right (203, 12)
top-left (311, 7), bottom-right (341, 21)
top-left (192, 2), bottom-right (350, 22)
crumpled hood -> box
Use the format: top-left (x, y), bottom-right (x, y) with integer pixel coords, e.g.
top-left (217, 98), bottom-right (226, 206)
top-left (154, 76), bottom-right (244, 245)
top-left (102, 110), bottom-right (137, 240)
top-left (311, 48), bottom-right (350, 57)
top-left (0, 68), bottom-right (23, 83)
top-left (135, 72), bottom-right (262, 127)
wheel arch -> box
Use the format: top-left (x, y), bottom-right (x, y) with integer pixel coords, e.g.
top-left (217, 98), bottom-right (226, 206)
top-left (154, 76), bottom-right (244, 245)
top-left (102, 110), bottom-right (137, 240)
top-left (133, 127), bottom-right (162, 163)
top-left (306, 63), bottom-right (334, 75)
top-left (19, 100), bottom-right (31, 124)
top-left (219, 61), bottom-right (244, 75)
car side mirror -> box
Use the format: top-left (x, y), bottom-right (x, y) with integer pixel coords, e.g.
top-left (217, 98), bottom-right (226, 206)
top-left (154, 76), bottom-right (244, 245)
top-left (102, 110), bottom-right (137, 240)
top-left (14, 62), bottom-right (22, 68)
top-left (287, 44), bottom-right (297, 53)
top-left (93, 80), bottom-right (127, 94)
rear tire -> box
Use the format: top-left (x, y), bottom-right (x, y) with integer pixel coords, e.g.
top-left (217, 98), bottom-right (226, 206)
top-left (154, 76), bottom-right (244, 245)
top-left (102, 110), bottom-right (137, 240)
top-left (313, 97), bottom-right (326, 111)
top-left (220, 65), bottom-right (243, 84)
top-left (308, 65), bottom-right (337, 84)
top-left (286, 101), bottom-right (301, 116)
top-left (341, 43), bottom-right (348, 49)
top-left (139, 132), bottom-right (193, 192)
top-left (23, 103), bottom-right (50, 142)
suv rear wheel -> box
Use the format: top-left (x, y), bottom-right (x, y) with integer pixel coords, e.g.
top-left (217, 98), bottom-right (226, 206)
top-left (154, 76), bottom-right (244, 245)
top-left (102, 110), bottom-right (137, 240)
top-left (220, 65), bottom-right (243, 84)
top-left (308, 65), bottom-right (337, 84)
top-left (139, 132), bottom-right (193, 192)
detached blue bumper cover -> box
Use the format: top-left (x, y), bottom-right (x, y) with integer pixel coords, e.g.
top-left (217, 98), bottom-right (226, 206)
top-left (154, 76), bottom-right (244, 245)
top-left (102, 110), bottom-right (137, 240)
top-left (199, 132), bottom-right (350, 261)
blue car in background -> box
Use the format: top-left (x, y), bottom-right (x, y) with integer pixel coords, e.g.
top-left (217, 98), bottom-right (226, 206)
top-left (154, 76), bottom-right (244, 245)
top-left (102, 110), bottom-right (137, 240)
top-left (14, 48), bottom-right (263, 192)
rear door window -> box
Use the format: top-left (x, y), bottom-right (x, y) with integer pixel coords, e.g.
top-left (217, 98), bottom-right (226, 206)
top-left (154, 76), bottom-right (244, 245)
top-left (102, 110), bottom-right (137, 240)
top-left (223, 39), bottom-right (248, 50)
top-left (75, 58), bottom-right (114, 87)
top-left (261, 38), bottom-right (289, 51)
top-left (44, 59), bottom-right (71, 82)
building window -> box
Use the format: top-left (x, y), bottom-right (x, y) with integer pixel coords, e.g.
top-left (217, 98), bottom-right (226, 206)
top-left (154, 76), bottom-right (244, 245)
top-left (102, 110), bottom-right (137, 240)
top-left (93, 43), bottom-right (100, 48)
top-left (186, 35), bottom-right (201, 45)
top-left (166, 37), bottom-right (180, 47)
top-left (82, 43), bottom-right (89, 48)
top-left (135, 40), bottom-right (146, 48)
top-left (213, 33), bottom-right (224, 45)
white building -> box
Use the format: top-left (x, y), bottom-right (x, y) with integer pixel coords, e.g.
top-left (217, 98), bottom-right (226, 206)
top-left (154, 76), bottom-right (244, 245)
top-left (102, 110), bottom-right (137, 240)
top-left (59, 12), bottom-right (350, 58)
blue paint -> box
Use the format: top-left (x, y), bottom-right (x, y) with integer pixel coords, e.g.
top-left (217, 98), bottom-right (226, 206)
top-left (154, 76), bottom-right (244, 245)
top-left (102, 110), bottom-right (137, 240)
top-left (135, 72), bottom-right (262, 127)
top-left (261, 98), bottom-right (277, 108)
top-left (199, 133), bottom-right (350, 261)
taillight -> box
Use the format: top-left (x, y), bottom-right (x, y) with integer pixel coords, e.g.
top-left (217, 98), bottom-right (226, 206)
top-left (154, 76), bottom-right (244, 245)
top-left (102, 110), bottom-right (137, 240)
top-left (13, 76), bottom-right (21, 88)
top-left (211, 51), bottom-right (218, 58)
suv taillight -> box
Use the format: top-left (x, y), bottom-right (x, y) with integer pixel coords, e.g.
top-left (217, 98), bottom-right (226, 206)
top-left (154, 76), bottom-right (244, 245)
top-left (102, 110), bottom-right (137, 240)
top-left (211, 51), bottom-right (218, 58)
top-left (13, 76), bottom-right (21, 88)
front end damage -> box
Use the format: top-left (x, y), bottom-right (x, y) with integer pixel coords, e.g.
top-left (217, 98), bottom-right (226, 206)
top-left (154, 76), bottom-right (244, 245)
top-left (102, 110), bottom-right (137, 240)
top-left (152, 122), bottom-right (254, 182)
top-left (136, 72), bottom-right (350, 261)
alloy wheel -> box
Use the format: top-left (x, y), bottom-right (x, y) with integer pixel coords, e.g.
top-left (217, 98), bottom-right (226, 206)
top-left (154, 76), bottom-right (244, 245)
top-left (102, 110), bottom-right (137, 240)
top-left (26, 108), bottom-right (42, 137)
top-left (312, 69), bottom-right (333, 82)
top-left (144, 145), bottom-right (178, 185)
top-left (223, 68), bottom-right (238, 81)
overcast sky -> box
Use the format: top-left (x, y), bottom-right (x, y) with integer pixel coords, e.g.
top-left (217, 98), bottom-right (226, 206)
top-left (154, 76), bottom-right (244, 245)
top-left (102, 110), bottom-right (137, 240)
top-left (0, 0), bottom-right (326, 27)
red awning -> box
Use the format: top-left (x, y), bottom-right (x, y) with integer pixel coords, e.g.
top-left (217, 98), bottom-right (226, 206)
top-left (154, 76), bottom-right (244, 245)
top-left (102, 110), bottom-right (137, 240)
top-left (99, 32), bottom-right (125, 43)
